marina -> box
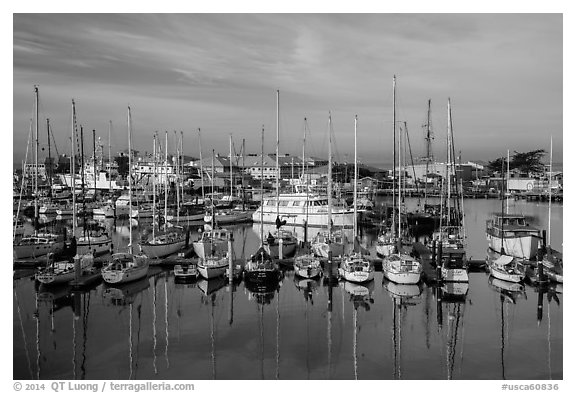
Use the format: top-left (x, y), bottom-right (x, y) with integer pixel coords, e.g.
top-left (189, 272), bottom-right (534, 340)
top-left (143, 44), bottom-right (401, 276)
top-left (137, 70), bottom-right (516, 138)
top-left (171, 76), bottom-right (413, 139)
top-left (12, 13), bottom-right (563, 383)
top-left (13, 196), bottom-right (563, 380)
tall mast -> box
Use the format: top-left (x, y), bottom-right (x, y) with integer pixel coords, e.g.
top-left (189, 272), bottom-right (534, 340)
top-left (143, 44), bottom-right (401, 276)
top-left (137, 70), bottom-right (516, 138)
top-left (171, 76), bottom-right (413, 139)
top-left (424, 99), bottom-right (432, 208)
top-left (71, 100), bottom-right (77, 235)
top-left (174, 131), bottom-right (180, 222)
top-left (303, 118), bottom-right (310, 223)
top-left (229, 134), bottom-right (233, 200)
top-left (242, 138), bottom-right (246, 211)
top-left (397, 120), bottom-right (402, 239)
top-left (353, 115), bottom-right (358, 238)
top-left (128, 106), bottom-right (133, 254)
top-left (80, 126), bottom-right (86, 238)
top-left (328, 112), bottom-right (333, 234)
top-left (198, 128), bottom-right (205, 202)
top-left (92, 129), bottom-right (97, 195)
top-left (152, 133), bottom-right (157, 241)
top-left (164, 131), bottom-right (168, 229)
top-left (260, 126), bottom-right (265, 243)
top-left (548, 136), bottom-right (553, 247)
top-left (108, 121), bottom-right (112, 192)
top-left (506, 149), bottom-right (510, 215)
top-left (392, 76), bottom-right (396, 237)
top-left (46, 119), bottom-right (52, 193)
top-left (211, 149), bottom-right (215, 229)
top-left (447, 99), bottom-right (452, 226)
top-left (34, 85), bottom-right (39, 226)
top-left (276, 90), bottom-right (280, 220)
top-left (180, 131), bottom-right (184, 208)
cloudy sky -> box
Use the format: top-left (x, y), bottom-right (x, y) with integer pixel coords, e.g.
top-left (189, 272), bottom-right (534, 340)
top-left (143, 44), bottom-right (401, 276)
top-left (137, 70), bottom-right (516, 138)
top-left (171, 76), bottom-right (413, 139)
top-left (13, 13), bottom-right (562, 167)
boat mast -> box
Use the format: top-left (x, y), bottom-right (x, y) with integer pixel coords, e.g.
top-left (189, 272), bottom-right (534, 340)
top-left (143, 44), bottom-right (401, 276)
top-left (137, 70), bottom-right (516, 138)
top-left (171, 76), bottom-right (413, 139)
top-left (175, 131), bottom-right (180, 223)
top-left (164, 131), bottom-right (168, 230)
top-left (152, 133), bottom-right (157, 241)
top-left (276, 90), bottom-right (280, 222)
top-left (108, 121), bottom-right (112, 192)
top-left (328, 112), bottom-right (333, 235)
top-left (397, 112), bottom-right (402, 240)
top-left (392, 76), bottom-right (396, 238)
top-left (260, 126), bottom-right (265, 244)
top-left (211, 149), bottom-right (215, 229)
top-left (80, 126), bottom-right (86, 239)
top-left (14, 122), bottom-right (33, 240)
top-left (46, 119), bottom-right (53, 193)
top-left (92, 129), bottom-right (97, 196)
top-left (506, 149), bottom-right (510, 215)
top-left (447, 99), bottom-right (452, 226)
top-left (229, 134), bottom-right (233, 201)
top-left (180, 131), bottom-right (185, 209)
top-left (303, 118), bottom-right (309, 224)
top-left (424, 99), bottom-right (432, 208)
top-left (71, 100), bottom-right (77, 235)
top-left (242, 138), bottom-right (246, 211)
top-left (353, 115), bottom-right (358, 239)
top-left (548, 136), bottom-right (552, 248)
top-left (198, 128), bottom-right (205, 202)
top-left (128, 106), bottom-right (133, 254)
top-left (34, 85), bottom-right (39, 227)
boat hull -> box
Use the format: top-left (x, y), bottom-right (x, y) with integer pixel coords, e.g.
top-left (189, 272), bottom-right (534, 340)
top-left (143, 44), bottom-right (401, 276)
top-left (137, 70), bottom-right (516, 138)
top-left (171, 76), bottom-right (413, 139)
top-left (488, 264), bottom-right (524, 283)
top-left (252, 209), bottom-right (355, 228)
top-left (141, 239), bottom-right (186, 259)
top-left (102, 264), bottom-right (149, 284)
top-left (77, 238), bottom-right (112, 256)
top-left (192, 240), bottom-right (228, 260)
top-left (311, 242), bottom-right (345, 258)
top-left (294, 264), bottom-right (321, 279)
top-left (338, 269), bottom-right (374, 283)
top-left (13, 241), bottom-right (65, 260)
top-left (263, 241), bottom-right (298, 259)
top-left (197, 265), bottom-right (227, 280)
top-left (244, 269), bottom-right (280, 283)
top-left (441, 267), bottom-right (469, 282)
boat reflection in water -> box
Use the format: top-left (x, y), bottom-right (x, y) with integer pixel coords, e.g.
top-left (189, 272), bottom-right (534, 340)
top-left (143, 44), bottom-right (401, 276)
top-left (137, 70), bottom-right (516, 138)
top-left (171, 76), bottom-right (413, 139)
top-left (340, 280), bottom-right (374, 380)
top-left (102, 277), bottom-right (150, 307)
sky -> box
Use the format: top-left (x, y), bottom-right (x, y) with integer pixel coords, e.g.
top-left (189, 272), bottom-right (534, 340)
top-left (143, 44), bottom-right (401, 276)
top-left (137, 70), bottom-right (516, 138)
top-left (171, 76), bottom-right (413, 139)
top-left (13, 13), bottom-right (563, 167)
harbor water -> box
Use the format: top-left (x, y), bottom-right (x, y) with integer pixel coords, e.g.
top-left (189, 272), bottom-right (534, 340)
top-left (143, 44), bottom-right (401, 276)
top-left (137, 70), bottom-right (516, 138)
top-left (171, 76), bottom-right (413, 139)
top-left (13, 197), bottom-right (563, 380)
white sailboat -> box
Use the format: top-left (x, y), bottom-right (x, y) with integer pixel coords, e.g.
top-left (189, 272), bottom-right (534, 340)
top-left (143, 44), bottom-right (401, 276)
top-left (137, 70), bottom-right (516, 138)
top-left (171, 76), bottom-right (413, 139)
top-left (338, 115), bottom-right (374, 284)
top-left (102, 106), bottom-right (149, 285)
top-left (382, 76), bottom-right (422, 285)
top-left (140, 131), bottom-right (186, 259)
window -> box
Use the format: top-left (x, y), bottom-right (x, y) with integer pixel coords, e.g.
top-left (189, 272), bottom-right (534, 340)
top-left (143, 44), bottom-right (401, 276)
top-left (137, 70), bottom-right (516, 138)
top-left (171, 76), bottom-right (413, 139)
top-left (292, 201), bottom-right (302, 206)
top-left (279, 201), bottom-right (289, 207)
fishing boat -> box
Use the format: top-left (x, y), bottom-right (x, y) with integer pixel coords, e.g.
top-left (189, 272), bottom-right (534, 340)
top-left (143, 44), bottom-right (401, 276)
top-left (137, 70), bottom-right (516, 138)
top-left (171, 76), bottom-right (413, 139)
top-left (204, 208), bottom-right (253, 225)
top-left (294, 253), bottom-right (322, 279)
top-left (197, 254), bottom-right (229, 280)
top-left (263, 228), bottom-right (298, 259)
top-left (486, 213), bottom-right (541, 260)
top-left (338, 254), bottom-right (374, 283)
top-left (244, 246), bottom-right (281, 284)
top-left (311, 230), bottom-right (346, 258)
top-left (192, 228), bottom-right (230, 259)
top-left (487, 255), bottom-right (525, 283)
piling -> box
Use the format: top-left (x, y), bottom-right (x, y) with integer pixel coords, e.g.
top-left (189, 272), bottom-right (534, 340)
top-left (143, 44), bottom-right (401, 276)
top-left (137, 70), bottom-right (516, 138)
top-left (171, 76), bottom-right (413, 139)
top-left (228, 233), bottom-right (234, 285)
top-left (74, 254), bottom-right (81, 282)
top-left (328, 248), bottom-right (333, 279)
top-left (436, 286), bottom-right (443, 328)
top-left (436, 242), bottom-right (443, 282)
top-left (537, 286), bottom-right (544, 324)
top-left (431, 240), bottom-right (436, 266)
top-left (185, 228), bottom-right (190, 247)
top-left (303, 220), bottom-right (308, 246)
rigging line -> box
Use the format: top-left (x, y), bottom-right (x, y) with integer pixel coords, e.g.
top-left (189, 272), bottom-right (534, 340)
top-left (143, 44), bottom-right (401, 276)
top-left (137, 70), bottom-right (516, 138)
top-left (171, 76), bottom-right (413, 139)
top-left (164, 275), bottom-right (170, 370)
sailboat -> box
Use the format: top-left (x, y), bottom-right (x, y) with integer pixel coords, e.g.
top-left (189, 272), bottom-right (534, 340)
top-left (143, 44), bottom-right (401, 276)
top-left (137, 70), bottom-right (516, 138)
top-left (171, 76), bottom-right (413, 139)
top-left (338, 115), bottom-right (374, 284)
top-left (262, 90), bottom-right (298, 259)
top-left (294, 119), bottom-right (323, 279)
top-left (245, 127), bottom-right (282, 283)
top-left (13, 86), bottom-right (65, 260)
top-left (382, 77), bottom-right (422, 285)
top-left (376, 77), bottom-right (401, 258)
top-left (102, 107), bottom-right (149, 285)
top-left (193, 143), bottom-right (231, 259)
top-left (434, 99), bottom-right (468, 283)
top-left (140, 132), bottom-right (186, 259)
top-left (311, 112), bottom-right (346, 259)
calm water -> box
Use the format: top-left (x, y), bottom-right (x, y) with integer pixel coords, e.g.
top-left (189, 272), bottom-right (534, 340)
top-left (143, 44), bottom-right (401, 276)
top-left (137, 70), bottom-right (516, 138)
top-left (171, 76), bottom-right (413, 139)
top-left (13, 197), bottom-right (563, 380)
